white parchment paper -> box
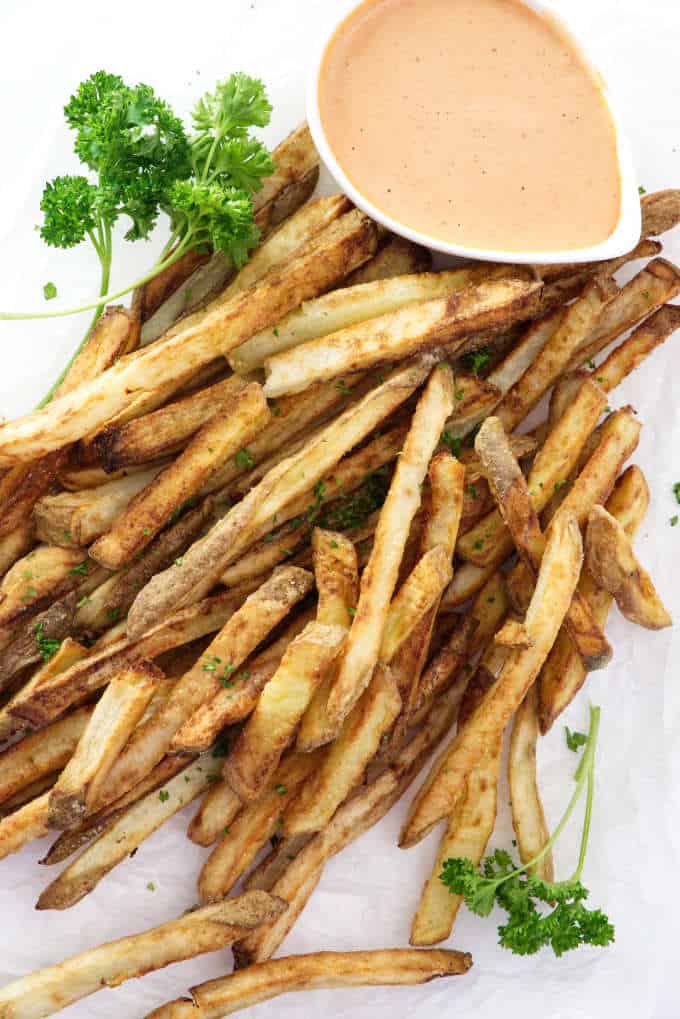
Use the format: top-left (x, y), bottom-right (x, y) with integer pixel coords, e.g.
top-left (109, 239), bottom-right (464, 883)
top-left (0, 1), bottom-right (678, 1016)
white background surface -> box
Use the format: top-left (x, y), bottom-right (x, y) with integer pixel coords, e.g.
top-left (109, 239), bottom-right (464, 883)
top-left (0, 1), bottom-right (678, 1017)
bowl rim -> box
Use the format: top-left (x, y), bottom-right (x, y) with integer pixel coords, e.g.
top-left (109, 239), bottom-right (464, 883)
top-left (306, 0), bottom-right (641, 265)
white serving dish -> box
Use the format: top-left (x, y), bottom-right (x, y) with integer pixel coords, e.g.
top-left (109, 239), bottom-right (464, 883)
top-left (306, 0), bottom-right (641, 265)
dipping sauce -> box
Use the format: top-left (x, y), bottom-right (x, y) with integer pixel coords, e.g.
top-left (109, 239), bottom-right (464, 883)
top-left (318, 0), bottom-right (621, 252)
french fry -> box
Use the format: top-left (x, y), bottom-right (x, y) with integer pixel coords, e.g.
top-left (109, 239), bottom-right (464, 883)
top-left (640, 188), bottom-right (680, 238)
top-left (222, 622), bottom-right (346, 801)
top-left (47, 663), bottom-right (162, 829)
top-left (9, 585), bottom-right (256, 729)
top-left (0, 639), bottom-right (89, 743)
top-left (0, 793), bottom-right (50, 862)
top-left (90, 384), bottom-right (270, 569)
top-left (34, 467), bottom-right (165, 548)
top-left (0, 594), bottom-right (82, 693)
top-left (252, 123), bottom-right (320, 230)
top-left (326, 364), bottom-right (455, 726)
top-left (0, 520), bottom-right (35, 579)
top-left (586, 303), bottom-right (680, 391)
top-left (0, 706), bottom-right (92, 808)
top-left (495, 618), bottom-right (532, 649)
top-left (147, 949), bottom-right (471, 1019)
top-left (585, 504), bottom-right (671, 629)
top-left (473, 415), bottom-right (611, 669)
top-left (494, 276), bottom-right (617, 432)
top-left (127, 358), bottom-right (433, 637)
top-left (380, 546), bottom-right (453, 664)
top-left (508, 685), bottom-right (553, 880)
top-left (0, 774), bottom-right (59, 818)
top-left (0, 210), bottom-right (378, 467)
top-left (134, 248), bottom-right (211, 325)
top-left (0, 892), bottom-right (286, 1019)
top-left (198, 752), bottom-right (322, 902)
top-left (231, 266), bottom-right (514, 373)
top-left (534, 236), bottom-right (662, 283)
top-left (187, 779), bottom-right (243, 848)
top-left (457, 377), bottom-right (607, 567)
top-left (440, 558), bottom-right (505, 611)
top-left (410, 742), bottom-right (501, 946)
top-left (486, 305), bottom-right (564, 397)
top-left (538, 465), bottom-right (649, 731)
top-left (400, 511), bottom-right (582, 847)
top-left (264, 277), bottom-right (542, 396)
top-left (0, 454), bottom-right (65, 544)
top-left (243, 834), bottom-right (312, 892)
top-left (343, 235), bottom-right (431, 285)
top-left (36, 756), bottom-right (215, 910)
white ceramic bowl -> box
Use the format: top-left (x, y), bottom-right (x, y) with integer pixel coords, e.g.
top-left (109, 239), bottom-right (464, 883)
top-left (306, 0), bottom-right (641, 265)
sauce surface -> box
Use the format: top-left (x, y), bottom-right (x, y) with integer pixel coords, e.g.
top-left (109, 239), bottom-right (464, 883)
top-left (318, 0), bottom-right (621, 252)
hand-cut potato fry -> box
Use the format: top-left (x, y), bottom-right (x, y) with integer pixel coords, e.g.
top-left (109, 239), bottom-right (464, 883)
top-left (148, 949), bottom-right (471, 1019)
top-left (327, 365), bottom-right (455, 726)
top-left (572, 258), bottom-right (680, 369)
top-left (40, 754), bottom-right (192, 866)
top-left (128, 358), bottom-right (432, 637)
top-left (0, 774), bottom-right (59, 818)
top-left (0, 892), bottom-right (286, 1019)
top-left (585, 504), bottom-right (671, 629)
top-left (0, 594), bottom-right (82, 693)
top-left (640, 188), bottom-right (680, 237)
top-left (0, 520), bottom-right (35, 579)
top-left (34, 467), bottom-right (165, 548)
top-left (588, 303), bottom-right (680, 391)
top-left (457, 642), bottom-right (509, 726)
top-left (54, 306), bottom-right (141, 399)
top-left (408, 616), bottom-right (480, 729)
top-left (9, 585), bottom-right (256, 729)
top-left (134, 248), bottom-right (211, 324)
top-left (284, 664), bottom-right (401, 836)
top-left (37, 756), bottom-right (214, 909)
top-left (473, 415), bottom-right (611, 669)
top-left (0, 454), bottom-right (65, 544)
top-left (264, 277), bottom-right (542, 396)
top-left (0, 639), bottom-right (89, 743)
top-left (222, 622), bottom-right (346, 801)
top-left (508, 685), bottom-right (553, 880)
top-left (486, 306), bottom-right (564, 397)
top-left (440, 558), bottom-right (505, 611)
top-left (534, 236), bottom-right (662, 283)
top-left (538, 465), bottom-right (649, 731)
top-left (438, 372), bottom-right (502, 441)
top-left (410, 742), bottom-right (501, 946)
top-left (401, 511), bottom-right (582, 847)
top-left (198, 752), bottom-right (321, 902)
top-left (342, 234), bottom-right (431, 285)
top-left (232, 267), bottom-right (512, 373)
top-left (243, 833), bottom-right (312, 892)
top-left (495, 618), bottom-right (533, 649)
top-left (0, 793), bottom-right (50, 862)
top-left (312, 528), bottom-right (358, 627)
top-left (92, 374), bottom-right (251, 471)
top-left (47, 663), bottom-right (161, 829)
top-left (187, 779), bottom-right (243, 848)
top-left (0, 210), bottom-right (377, 467)
top-left (379, 546), bottom-right (453, 664)
top-left (90, 384), bottom-right (270, 569)
top-left (0, 706), bottom-right (92, 808)
top-left (494, 276), bottom-right (617, 432)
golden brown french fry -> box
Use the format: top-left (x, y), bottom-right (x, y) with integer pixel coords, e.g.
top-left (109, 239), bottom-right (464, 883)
top-left (128, 358), bottom-right (433, 637)
top-left (538, 465), bottom-right (649, 731)
top-left (0, 793), bottom-right (50, 862)
top-left (222, 622), bottom-right (346, 801)
top-left (243, 834), bottom-right (312, 893)
top-left (410, 742), bottom-right (501, 946)
top-left (327, 364), bottom-right (455, 726)
top-left (0, 520), bottom-right (35, 579)
top-left (343, 235), bottom-right (431, 285)
top-left (147, 949), bottom-right (471, 1019)
top-left (264, 277), bottom-right (542, 396)
top-left (0, 210), bottom-right (377, 467)
top-left (134, 248), bottom-right (211, 325)
top-left (379, 546), bottom-right (453, 664)
top-left (198, 752), bottom-right (321, 903)
top-left (495, 619), bottom-right (533, 649)
top-left (312, 528), bottom-right (358, 627)
top-left (585, 504), bottom-right (671, 629)
top-left (587, 303), bottom-right (680, 391)
top-left (0, 706), bottom-right (92, 808)
top-left (486, 306), bottom-right (564, 397)
top-left (34, 467), bottom-right (165, 548)
top-left (508, 685), bottom-right (553, 880)
top-left (37, 756), bottom-right (215, 910)
top-left (187, 779), bottom-right (243, 848)
top-left (47, 663), bottom-right (162, 829)
top-left (0, 455), bottom-right (65, 545)
top-left (534, 237), bottom-right (662, 283)
top-left (90, 384), bottom-right (270, 569)
top-left (640, 188), bottom-right (680, 237)
top-left (0, 639), bottom-right (89, 743)
top-left (0, 892), bottom-right (286, 1019)
top-left (494, 276), bottom-right (617, 432)
top-left (400, 511), bottom-right (582, 847)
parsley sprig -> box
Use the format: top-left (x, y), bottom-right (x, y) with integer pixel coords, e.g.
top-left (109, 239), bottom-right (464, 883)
top-left (440, 705), bottom-right (614, 957)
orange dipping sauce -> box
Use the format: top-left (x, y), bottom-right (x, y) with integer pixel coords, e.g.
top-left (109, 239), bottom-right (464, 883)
top-left (318, 0), bottom-right (621, 253)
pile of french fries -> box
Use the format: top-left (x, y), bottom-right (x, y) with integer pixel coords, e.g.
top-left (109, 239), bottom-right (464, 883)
top-left (0, 121), bottom-right (677, 1018)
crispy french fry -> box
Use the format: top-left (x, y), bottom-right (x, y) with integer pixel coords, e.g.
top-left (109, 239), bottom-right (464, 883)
top-left (486, 306), bottom-right (564, 397)
top-left (494, 276), bottom-right (617, 432)
top-left (47, 663), bottom-right (162, 829)
top-left (508, 685), bottom-right (553, 880)
top-left (128, 358), bottom-right (433, 637)
top-left (495, 618), bottom-right (533, 649)
top-left (410, 742), bottom-right (501, 946)
top-left (400, 511), bottom-right (582, 847)
top-left (0, 892), bottom-right (286, 1019)
top-left (198, 752), bottom-right (321, 902)
top-left (640, 188), bottom-right (680, 238)
top-left (0, 593), bottom-right (82, 693)
top-left (0, 793), bottom-right (50, 862)
top-left (36, 757), bottom-right (214, 910)
top-left (0, 210), bottom-right (377, 467)
top-left (327, 364), bottom-right (455, 726)
top-left (0, 706), bottom-right (92, 808)
top-left (312, 528), bottom-right (358, 627)
top-left (264, 277), bottom-right (542, 396)
top-left (408, 616), bottom-right (481, 730)
top-left (380, 546), bottom-right (453, 664)
top-left (587, 303), bottom-right (680, 391)
top-left (148, 949), bottom-right (471, 1019)
top-left (187, 779), bottom-right (243, 848)
top-left (585, 504), bottom-right (671, 629)
top-left (534, 236), bottom-right (662, 283)
top-left (90, 384), bottom-right (270, 569)
top-left (343, 235), bottom-right (431, 285)
top-left (538, 465), bottom-right (649, 731)
top-left (243, 834), bottom-right (312, 892)
top-left (0, 520), bottom-right (35, 578)
top-left (0, 773), bottom-right (59, 817)
top-left (0, 639), bottom-right (89, 743)
top-left (34, 467), bottom-right (164, 548)
top-left (222, 622), bottom-right (346, 801)
top-left (440, 558), bottom-right (505, 611)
